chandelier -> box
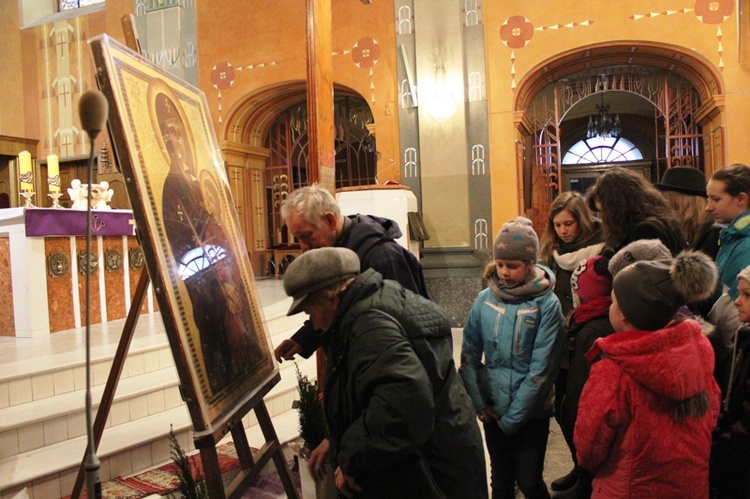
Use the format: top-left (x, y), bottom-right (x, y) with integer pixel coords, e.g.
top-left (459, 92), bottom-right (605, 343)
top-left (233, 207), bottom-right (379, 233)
top-left (586, 94), bottom-right (621, 139)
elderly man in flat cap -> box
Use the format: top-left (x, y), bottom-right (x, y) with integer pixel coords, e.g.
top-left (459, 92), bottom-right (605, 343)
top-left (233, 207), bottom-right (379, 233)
top-left (283, 247), bottom-right (487, 498)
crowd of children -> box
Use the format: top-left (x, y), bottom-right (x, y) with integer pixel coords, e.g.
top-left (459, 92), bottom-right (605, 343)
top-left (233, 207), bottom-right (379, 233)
top-left (459, 164), bottom-right (750, 499)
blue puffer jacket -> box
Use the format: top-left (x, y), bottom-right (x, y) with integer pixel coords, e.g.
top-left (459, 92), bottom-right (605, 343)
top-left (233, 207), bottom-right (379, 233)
top-left (716, 211), bottom-right (750, 300)
top-left (460, 265), bottom-right (566, 435)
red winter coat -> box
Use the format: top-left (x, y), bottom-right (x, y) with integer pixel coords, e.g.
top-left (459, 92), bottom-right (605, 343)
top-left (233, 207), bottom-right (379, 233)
top-left (574, 319), bottom-right (721, 499)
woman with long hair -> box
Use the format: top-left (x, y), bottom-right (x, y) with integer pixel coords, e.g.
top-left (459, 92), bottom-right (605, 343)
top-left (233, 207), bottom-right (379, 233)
top-left (539, 191), bottom-right (604, 495)
top-left (655, 167), bottom-right (720, 259)
top-left (587, 166), bottom-right (687, 255)
top-left (539, 191), bottom-right (605, 317)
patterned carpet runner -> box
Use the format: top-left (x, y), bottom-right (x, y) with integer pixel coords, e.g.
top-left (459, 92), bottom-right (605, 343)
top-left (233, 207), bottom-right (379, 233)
top-left (62, 442), bottom-right (301, 498)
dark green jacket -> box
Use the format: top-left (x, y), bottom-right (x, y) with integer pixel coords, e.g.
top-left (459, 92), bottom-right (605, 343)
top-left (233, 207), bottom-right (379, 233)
top-left (322, 269), bottom-right (487, 498)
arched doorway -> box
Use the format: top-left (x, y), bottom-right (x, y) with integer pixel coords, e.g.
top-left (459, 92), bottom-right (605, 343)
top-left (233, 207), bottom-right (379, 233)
top-left (513, 42), bottom-right (725, 231)
top-left (219, 81), bottom-right (375, 274)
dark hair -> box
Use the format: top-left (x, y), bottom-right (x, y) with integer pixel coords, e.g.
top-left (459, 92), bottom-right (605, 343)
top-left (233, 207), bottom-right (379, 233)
top-left (710, 164), bottom-right (750, 198)
top-left (539, 191), bottom-right (598, 264)
top-left (589, 167), bottom-right (678, 248)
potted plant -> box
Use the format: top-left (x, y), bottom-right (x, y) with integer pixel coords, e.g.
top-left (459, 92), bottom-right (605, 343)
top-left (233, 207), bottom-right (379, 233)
top-left (291, 364), bottom-right (337, 498)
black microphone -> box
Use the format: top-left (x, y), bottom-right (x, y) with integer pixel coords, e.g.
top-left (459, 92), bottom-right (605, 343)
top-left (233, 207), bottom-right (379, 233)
top-left (78, 88), bottom-right (107, 499)
top-left (78, 90), bottom-right (109, 140)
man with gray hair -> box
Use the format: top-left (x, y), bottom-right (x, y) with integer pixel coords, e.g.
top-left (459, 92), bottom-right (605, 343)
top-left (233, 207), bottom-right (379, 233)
top-left (274, 184), bottom-right (429, 362)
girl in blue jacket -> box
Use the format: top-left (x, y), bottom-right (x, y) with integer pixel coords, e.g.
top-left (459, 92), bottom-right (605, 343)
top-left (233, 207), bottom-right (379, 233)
top-left (460, 216), bottom-right (566, 499)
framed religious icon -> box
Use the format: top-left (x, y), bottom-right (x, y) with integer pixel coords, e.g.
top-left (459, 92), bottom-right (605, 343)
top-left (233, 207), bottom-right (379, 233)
top-left (88, 35), bottom-right (277, 436)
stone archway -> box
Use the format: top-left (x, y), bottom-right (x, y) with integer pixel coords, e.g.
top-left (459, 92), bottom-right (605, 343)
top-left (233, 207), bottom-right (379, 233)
top-left (513, 42), bottom-right (725, 230)
top-left (218, 82), bottom-right (372, 275)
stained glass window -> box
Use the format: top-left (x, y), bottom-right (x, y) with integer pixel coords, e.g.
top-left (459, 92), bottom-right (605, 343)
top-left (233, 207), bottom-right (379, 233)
top-left (562, 136), bottom-right (643, 165)
top-left (59, 0), bottom-right (104, 12)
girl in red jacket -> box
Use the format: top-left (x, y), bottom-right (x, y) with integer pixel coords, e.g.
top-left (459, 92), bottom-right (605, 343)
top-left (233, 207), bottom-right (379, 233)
top-left (574, 251), bottom-right (722, 498)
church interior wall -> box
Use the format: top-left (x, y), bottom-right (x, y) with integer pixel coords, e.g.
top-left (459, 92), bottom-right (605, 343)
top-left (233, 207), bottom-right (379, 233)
top-left (195, 0), bottom-right (401, 176)
top-left (482, 0), bottom-right (749, 233)
top-left (1, 0), bottom-right (749, 260)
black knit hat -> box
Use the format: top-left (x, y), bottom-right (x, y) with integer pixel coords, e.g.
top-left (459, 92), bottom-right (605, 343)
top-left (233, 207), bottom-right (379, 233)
top-left (654, 167), bottom-right (707, 198)
top-left (613, 250), bottom-right (717, 331)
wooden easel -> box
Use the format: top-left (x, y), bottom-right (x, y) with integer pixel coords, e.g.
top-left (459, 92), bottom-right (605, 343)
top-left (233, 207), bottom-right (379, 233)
top-left (70, 268), bottom-right (298, 499)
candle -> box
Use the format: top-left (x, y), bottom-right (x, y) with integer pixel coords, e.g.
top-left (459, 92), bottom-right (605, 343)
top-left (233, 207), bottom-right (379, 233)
top-left (47, 154), bottom-right (60, 193)
top-left (19, 151), bottom-right (33, 191)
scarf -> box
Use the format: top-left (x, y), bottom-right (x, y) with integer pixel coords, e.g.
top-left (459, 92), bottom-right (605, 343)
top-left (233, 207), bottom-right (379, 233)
top-left (570, 295), bottom-right (612, 327)
top-left (488, 265), bottom-right (552, 304)
top-left (553, 242), bottom-right (605, 272)
top-left (551, 224), bottom-right (605, 271)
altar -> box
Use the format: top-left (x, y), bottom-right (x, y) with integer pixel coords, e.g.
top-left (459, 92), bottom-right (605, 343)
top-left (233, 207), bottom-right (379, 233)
top-left (0, 207), bottom-right (153, 337)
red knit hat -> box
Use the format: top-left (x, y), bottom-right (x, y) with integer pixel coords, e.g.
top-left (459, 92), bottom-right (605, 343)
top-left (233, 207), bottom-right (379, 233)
top-left (570, 255), bottom-right (612, 304)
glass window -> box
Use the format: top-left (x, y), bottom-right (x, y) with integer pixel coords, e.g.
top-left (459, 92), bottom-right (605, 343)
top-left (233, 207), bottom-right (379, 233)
top-left (562, 136), bottom-right (643, 165)
top-left (59, 0), bottom-right (104, 12)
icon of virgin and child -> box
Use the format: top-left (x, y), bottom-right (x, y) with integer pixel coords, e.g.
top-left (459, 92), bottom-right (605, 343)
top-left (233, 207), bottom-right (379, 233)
top-left (146, 79), bottom-right (266, 397)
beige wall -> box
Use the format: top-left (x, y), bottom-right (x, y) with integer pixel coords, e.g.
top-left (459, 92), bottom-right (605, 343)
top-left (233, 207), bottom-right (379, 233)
top-left (0, 1), bottom-right (27, 137)
top-left (482, 0), bottom-right (750, 233)
top-left (3, 0), bottom-right (750, 247)
top-left (196, 0), bottom-right (400, 174)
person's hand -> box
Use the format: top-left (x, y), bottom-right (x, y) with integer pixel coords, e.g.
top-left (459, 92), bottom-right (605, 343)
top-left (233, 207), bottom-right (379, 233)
top-left (308, 438), bottom-right (330, 481)
top-left (334, 466), bottom-right (363, 498)
top-left (477, 405), bottom-right (499, 424)
top-left (274, 339), bottom-right (301, 362)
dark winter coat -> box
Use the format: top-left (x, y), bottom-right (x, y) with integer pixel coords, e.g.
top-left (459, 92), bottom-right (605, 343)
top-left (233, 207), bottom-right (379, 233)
top-left (710, 323), bottom-right (750, 498)
top-left (321, 269), bottom-right (487, 498)
top-left (292, 214), bottom-right (430, 357)
top-left (614, 218), bottom-right (688, 257)
top-left (575, 319), bottom-right (721, 499)
top-left (559, 315), bottom-right (614, 453)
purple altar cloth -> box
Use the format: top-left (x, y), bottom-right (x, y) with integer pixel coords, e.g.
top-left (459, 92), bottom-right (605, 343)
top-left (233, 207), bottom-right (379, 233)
top-left (24, 208), bottom-right (136, 237)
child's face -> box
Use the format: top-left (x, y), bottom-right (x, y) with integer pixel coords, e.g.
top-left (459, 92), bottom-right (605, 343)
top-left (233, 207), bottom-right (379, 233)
top-left (609, 291), bottom-right (627, 332)
top-left (495, 259), bottom-right (534, 287)
top-left (735, 279), bottom-right (750, 323)
top-left (552, 209), bottom-right (581, 244)
top-left (706, 179), bottom-right (747, 224)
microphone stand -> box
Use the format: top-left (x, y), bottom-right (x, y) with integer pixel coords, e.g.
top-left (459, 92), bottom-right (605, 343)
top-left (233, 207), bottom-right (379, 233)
top-left (84, 130), bottom-right (103, 499)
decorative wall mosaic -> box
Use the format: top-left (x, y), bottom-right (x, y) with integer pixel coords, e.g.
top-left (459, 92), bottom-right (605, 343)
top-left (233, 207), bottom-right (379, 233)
top-left (129, 247), bottom-right (145, 270)
top-left (47, 251), bottom-right (70, 278)
top-left (105, 249), bottom-right (122, 272)
top-left (78, 250), bottom-right (98, 275)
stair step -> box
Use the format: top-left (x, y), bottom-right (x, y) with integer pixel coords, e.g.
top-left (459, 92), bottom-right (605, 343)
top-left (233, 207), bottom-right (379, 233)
top-left (0, 279), bottom-right (312, 497)
top-left (0, 366), bottom-right (180, 432)
top-left (0, 400), bottom-right (303, 493)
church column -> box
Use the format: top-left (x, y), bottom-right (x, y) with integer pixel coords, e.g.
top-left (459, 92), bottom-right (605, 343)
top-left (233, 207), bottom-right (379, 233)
top-left (305, 0), bottom-right (335, 193)
top-left (221, 142), bottom-right (271, 276)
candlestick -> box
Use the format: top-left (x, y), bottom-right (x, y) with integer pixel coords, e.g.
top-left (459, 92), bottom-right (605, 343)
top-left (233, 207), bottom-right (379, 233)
top-left (47, 154), bottom-right (61, 193)
top-left (48, 192), bottom-right (63, 208)
top-left (19, 150), bottom-right (33, 191)
top-left (20, 191), bottom-right (35, 208)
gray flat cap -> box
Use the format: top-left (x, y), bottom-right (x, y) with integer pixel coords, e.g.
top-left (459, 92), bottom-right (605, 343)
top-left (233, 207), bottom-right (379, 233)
top-left (283, 247), bottom-right (360, 316)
